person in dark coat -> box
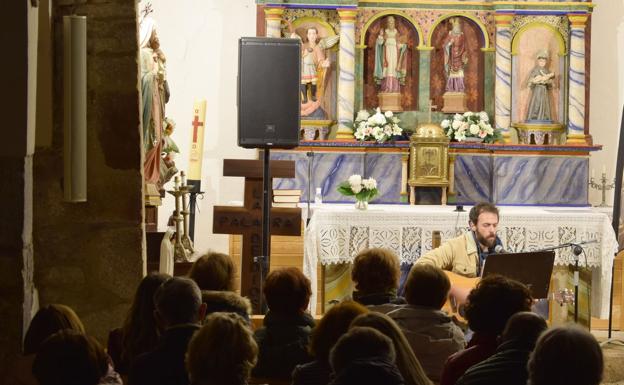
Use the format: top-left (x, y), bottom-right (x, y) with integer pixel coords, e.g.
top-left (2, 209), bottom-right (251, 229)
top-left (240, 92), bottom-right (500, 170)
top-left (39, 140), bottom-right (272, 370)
top-left (252, 267), bottom-right (315, 381)
top-left (456, 311), bottom-right (547, 385)
top-left (128, 277), bottom-right (206, 385)
top-left (351, 248), bottom-right (406, 313)
top-left (329, 326), bottom-right (404, 385)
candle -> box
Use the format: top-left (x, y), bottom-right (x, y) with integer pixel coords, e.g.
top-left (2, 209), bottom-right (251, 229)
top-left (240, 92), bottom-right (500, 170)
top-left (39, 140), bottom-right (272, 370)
top-left (181, 171), bottom-right (187, 186)
top-left (174, 176), bottom-right (180, 190)
top-left (602, 165), bottom-right (606, 175)
top-left (591, 168), bottom-right (595, 179)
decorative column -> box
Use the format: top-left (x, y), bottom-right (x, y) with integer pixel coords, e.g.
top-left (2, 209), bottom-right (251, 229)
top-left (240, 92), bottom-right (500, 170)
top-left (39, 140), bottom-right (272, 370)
top-left (566, 14), bottom-right (589, 145)
top-left (417, 46), bottom-right (433, 111)
top-left (354, 44), bottom-right (366, 112)
top-left (494, 13), bottom-right (513, 143)
top-left (264, 7), bottom-right (285, 38)
top-left (336, 9), bottom-right (358, 139)
top-left (482, 48), bottom-right (496, 120)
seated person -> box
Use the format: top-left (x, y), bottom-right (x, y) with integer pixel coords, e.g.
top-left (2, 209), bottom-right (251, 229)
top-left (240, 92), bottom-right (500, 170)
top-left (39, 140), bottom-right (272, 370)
top-left (350, 312), bottom-right (431, 385)
top-left (129, 277), bottom-right (206, 385)
top-left (108, 272), bottom-right (170, 376)
top-left (5, 304), bottom-right (86, 385)
top-left (527, 325), bottom-right (603, 385)
top-left (329, 326), bottom-right (404, 385)
top-left (186, 312), bottom-right (258, 385)
top-left (292, 301), bottom-right (369, 385)
top-left (32, 330), bottom-right (110, 385)
top-left (388, 265), bottom-right (465, 383)
top-left (188, 252), bottom-right (251, 322)
top-left (439, 275), bottom-right (533, 385)
top-left (352, 247), bottom-right (406, 311)
top-left (252, 267), bottom-right (315, 381)
top-left (456, 311), bottom-right (547, 385)
top-left (416, 203), bottom-right (503, 303)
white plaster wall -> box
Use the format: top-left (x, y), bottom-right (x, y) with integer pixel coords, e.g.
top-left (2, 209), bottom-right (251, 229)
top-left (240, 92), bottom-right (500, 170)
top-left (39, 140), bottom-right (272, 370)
top-left (589, 0), bottom-right (624, 206)
top-left (148, 0), bottom-right (257, 254)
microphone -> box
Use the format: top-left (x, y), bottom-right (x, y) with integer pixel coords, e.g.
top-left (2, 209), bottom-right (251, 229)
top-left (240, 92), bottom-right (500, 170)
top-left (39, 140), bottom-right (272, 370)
top-left (494, 245), bottom-right (505, 253)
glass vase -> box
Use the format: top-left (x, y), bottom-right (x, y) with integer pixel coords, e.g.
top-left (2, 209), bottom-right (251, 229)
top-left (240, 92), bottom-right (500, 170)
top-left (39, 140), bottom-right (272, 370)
top-left (355, 199), bottom-right (369, 210)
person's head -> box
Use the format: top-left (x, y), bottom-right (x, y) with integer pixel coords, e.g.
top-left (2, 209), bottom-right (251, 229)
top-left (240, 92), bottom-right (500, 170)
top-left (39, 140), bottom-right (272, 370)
top-left (186, 312), bottom-right (258, 385)
top-left (306, 27), bottom-right (319, 43)
top-left (352, 248), bottom-right (401, 295)
top-left (122, 272), bottom-right (170, 360)
top-left (464, 275), bottom-right (532, 335)
top-left (309, 301), bottom-right (369, 362)
top-left (386, 16), bottom-right (396, 28)
top-left (32, 330), bottom-right (108, 385)
top-left (23, 304), bottom-right (85, 355)
top-left (330, 326), bottom-right (395, 374)
top-left (350, 312), bottom-right (430, 385)
top-left (501, 311), bottom-right (547, 348)
top-left (536, 50), bottom-right (548, 67)
top-left (404, 264), bottom-right (450, 309)
top-left (468, 202), bottom-right (500, 249)
top-left (154, 277), bottom-right (206, 329)
top-left (263, 267), bottom-right (311, 315)
top-left (528, 326), bottom-right (603, 385)
top-left (188, 252), bottom-right (236, 291)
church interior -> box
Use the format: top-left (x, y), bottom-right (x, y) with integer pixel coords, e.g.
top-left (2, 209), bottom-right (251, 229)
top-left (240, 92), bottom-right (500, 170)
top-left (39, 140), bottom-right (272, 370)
top-left (4, 0), bottom-right (624, 383)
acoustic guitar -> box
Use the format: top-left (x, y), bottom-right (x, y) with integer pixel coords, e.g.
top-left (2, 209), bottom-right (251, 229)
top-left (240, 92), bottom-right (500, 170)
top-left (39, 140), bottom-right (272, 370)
top-left (443, 271), bottom-right (480, 324)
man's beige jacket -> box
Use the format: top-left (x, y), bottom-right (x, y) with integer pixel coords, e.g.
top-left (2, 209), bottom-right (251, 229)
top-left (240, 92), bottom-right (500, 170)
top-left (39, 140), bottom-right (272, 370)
top-left (415, 232), bottom-right (480, 277)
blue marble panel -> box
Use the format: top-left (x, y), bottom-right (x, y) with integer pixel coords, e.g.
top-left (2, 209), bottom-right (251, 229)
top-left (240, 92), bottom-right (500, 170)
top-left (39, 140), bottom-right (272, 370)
top-left (454, 155), bottom-right (492, 204)
top-left (365, 153), bottom-right (404, 204)
top-left (494, 156), bottom-right (588, 205)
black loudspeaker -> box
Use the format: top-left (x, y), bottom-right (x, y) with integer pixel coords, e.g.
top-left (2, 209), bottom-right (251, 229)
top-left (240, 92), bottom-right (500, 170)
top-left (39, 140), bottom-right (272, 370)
top-left (238, 37), bottom-right (301, 149)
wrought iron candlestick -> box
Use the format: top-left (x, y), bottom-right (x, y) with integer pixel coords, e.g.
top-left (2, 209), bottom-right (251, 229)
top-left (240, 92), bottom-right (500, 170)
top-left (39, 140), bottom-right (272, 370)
top-left (179, 171), bottom-right (195, 254)
top-left (589, 171), bottom-right (615, 207)
top-left (167, 176), bottom-right (190, 262)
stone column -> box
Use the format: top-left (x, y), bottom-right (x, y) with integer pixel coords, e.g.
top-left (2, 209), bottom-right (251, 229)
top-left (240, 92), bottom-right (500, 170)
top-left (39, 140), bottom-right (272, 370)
top-left (264, 7), bottom-right (284, 38)
top-left (566, 14), bottom-right (589, 145)
top-left (336, 9), bottom-right (357, 139)
top-left (417, 46), bottom-right (433, 111)
top-left (494, 13), bottom-right (513, 143)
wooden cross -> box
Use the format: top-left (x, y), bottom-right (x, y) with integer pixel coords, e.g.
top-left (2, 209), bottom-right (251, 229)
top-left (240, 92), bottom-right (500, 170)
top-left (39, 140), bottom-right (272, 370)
top-left (191, 113), bottom-right (204, 143)
top-left (427, 99), bottom-right (438, 123)
top-left (213, 159), bottom-right (301, 313)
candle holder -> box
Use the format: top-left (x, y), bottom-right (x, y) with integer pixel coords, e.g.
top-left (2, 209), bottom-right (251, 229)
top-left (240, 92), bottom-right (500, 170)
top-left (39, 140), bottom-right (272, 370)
top-left (166, 175), bottom-right (193, 262)
top-left (179, 171), bottom-right (195, 254)
top-left (588, 172), bottom-right (615, 207)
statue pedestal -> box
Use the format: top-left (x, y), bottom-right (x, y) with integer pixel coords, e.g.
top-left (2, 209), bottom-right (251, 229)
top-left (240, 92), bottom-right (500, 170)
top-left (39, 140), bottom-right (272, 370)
top-left (378, 92), bottom-right (403, 112)
top-left (442, 92), bottom-right (467, 113)
top-left (512, 122), bottom-right (565, 145)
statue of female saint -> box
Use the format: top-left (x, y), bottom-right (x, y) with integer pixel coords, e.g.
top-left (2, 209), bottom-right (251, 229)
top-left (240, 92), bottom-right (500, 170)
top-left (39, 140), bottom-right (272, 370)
top-left (374, 15), bottom-right (408, 93)
top-left (139, 17), bottom-right (177, 187)
top-left (443, 17), bottom-right (468, 93)
top-left (525, 50), bottom-right (555, 122)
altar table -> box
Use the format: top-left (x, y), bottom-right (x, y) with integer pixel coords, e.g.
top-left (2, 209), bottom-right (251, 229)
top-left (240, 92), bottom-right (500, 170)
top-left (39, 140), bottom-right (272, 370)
top-left (303, 204), bottom-right (618, 317)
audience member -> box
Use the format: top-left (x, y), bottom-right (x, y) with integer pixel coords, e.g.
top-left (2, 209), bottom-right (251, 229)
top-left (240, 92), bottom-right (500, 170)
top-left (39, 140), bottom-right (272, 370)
top-left (201, 290), bottom-right (251, 322)
top-left (129, 277), bottom-right (206, 385)
top-left (292, 301), bottom-right (369, 385)
top-left (188, 251), bottom-right (236, 291)
top-left (32, 330), bottom-right (108, 385)
top-left (186, 312), bottom-right (258, 385)
top-left (252, 267), bottom-right (315, 381)
top-left (350, 312), bottom-right (431, 385)
top-left (439, 275), bottom-right (532, 385)
top-left (527, 325), bottom-right (603, 385)
top-left (351, 248), bottom-right (406, 312)
top-left (108, 272), bottom-right (170, 375)
top-left (388, 264), bottom-right (465, 383)
top-left (456, 311), bottom-right (547, 385)
top-left (4, 304), bottom-right (85, 385)
top-left (329, 326), bottom-right (404, 385)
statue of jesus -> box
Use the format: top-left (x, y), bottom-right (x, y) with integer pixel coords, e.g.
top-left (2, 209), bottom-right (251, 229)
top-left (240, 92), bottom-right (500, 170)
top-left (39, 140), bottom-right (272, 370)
top-left (443, 17), bottom-right (468, 93)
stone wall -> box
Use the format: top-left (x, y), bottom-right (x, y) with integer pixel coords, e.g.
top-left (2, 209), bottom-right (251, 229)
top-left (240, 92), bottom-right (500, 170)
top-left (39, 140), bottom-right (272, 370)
top-left (33, 0), bottom-right (143, 344)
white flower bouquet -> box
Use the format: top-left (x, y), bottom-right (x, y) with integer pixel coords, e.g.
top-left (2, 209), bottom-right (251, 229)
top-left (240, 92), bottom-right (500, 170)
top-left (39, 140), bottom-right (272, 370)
top-left (354, 107), bottom-right (403, 143)
top-left (441, 111), bottom-right (501, 143)
top-left (337, 174), bottom-right (379, 203)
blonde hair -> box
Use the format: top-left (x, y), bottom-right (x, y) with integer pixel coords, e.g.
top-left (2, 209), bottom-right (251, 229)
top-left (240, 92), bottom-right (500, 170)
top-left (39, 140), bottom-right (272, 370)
top-left (351, 312), bottom-right (432, 385)
top-left (186, 312), bottom-right (258, 385)
top-left (188, 252), bottom-right (235, 291)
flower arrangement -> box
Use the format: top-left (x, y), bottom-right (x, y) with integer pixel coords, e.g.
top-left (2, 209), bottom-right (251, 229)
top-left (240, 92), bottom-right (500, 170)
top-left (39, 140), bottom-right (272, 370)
top-left (337, 174), bottom-right (379, 204)
top-left (354, 107), bottom-right (403, 143)
top-left (441, 111), bottom-right (501, 143)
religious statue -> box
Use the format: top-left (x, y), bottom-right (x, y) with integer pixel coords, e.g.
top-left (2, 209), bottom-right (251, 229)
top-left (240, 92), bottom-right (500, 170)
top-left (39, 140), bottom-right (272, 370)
top-left (443, 17), bottom-right (468, 92)
top-left (525, 50), bottom-right (555, 122)
top-left (374, 15), bottom-right (408, 93)
top-left (139, 14), bottom-right (178, 189)
top-left (441, 17), bottom-right (468, 113)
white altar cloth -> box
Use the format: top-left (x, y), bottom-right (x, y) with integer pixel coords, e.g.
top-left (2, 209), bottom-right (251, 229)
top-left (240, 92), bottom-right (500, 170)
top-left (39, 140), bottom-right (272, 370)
top-left (303, 204), bottom-right (618, 317)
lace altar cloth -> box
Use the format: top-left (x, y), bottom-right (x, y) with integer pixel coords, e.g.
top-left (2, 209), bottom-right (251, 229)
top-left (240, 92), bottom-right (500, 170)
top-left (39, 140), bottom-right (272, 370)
top-left (303, 205), bottom-right (618, 317)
